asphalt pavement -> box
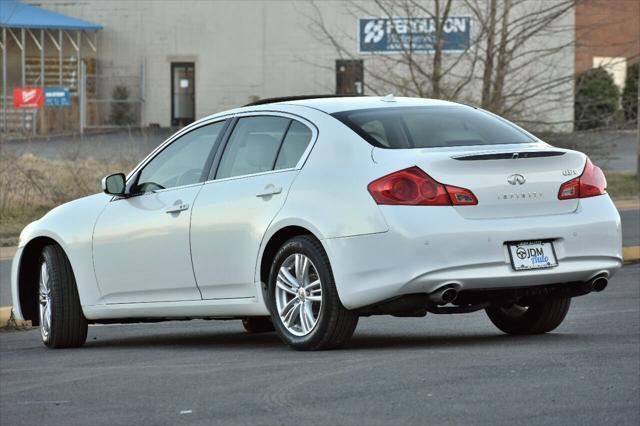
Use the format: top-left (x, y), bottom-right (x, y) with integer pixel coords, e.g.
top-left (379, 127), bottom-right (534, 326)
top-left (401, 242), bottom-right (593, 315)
top-left (2, 129), bottom-right (638, 172)
top-left (0, 264), bottom-right (638, 425)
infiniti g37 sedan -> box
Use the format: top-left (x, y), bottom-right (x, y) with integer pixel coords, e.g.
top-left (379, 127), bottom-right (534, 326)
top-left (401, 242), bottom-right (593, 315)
top-left (11, 96), bottom-right (622, 350)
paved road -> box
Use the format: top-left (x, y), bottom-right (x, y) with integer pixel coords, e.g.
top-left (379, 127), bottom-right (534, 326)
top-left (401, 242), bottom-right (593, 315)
top-left (1, 264), bottom-right (638, 425)
top-left (1, 129), bottom-right (170, 163)
top-left (1, 208), bottom-right (638, 307)
top-left (622, 209), bottom-right (640, 247)
top-left (3, 129), bottom-right (638, 172)
top-left (545, 130), bottom-right (638, 172)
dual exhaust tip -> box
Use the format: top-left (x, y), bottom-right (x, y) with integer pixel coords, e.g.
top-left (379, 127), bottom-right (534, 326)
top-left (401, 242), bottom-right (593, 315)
top-left (428, 276), bottom-right (608, 306)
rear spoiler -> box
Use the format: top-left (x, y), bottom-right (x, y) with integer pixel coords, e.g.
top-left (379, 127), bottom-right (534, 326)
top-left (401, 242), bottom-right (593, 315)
top-left (452, 151), bottom-right (565, 161)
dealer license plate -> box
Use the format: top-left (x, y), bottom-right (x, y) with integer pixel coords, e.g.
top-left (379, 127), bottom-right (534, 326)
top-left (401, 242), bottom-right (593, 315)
top-left (507, 240), bottom-right (558, 271)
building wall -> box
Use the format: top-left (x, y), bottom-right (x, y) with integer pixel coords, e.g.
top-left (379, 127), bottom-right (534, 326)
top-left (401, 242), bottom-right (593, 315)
top-left (575, 0), bottom-right (640, 77)
top-left (25, 0), bottom-right (576, 132)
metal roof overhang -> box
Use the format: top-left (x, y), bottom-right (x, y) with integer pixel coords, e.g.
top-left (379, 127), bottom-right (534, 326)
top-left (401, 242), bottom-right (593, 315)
top-left (0, 0), bottom-right (102, 31)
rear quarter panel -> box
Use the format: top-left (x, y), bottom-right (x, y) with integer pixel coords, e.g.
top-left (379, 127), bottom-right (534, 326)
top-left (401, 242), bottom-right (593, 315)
top-left (269, 105), bottom-right (389, 240)
top-left (260, 106), bottom-right (390, 303)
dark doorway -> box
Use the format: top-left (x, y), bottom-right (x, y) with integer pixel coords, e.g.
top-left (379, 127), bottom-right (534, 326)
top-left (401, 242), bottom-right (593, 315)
top-left (336, 60), bottom-right (364, 95)
top-left (171, 63), bottom-right (195, 127)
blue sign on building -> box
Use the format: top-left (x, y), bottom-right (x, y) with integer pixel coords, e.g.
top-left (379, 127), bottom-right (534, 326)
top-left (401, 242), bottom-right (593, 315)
top-left (44, 87), bottom-right (71, 107)
top-left (359, 17), bottom-right (471, 53)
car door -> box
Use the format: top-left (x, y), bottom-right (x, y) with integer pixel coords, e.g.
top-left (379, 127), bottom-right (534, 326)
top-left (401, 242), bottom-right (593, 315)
top-left (190, 114), bottom-right (316, 299)
top-left (92, 120), bottom-right (228, 304)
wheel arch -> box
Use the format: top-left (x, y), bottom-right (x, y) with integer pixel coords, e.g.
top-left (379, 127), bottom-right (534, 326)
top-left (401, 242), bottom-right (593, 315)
top-left (258, 225), bottom-right (321, 291)
top-left (17, 236), bottom-right (66, 325)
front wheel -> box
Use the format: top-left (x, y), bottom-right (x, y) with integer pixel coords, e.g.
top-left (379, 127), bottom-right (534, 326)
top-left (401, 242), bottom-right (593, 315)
top-left (486, 297), bottom-right (571, 335)
top-left (267, 236), bottom-right (358, 351)
top-left (39, 245), bottom-right (88, 348)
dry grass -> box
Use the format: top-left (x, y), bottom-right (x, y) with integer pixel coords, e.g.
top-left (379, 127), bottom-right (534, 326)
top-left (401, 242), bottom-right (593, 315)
top-left (0, 153), bottom-right (135, 246)
top-left (0, 152), bottom-right (637, 248)
top-left (606, 172), bottom-right (640, 200)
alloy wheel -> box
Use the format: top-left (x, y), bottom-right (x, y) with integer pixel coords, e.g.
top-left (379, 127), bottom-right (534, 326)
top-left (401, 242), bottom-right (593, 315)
top-left (275, 253), bottom-right (323, 336)
top-left (38, 261), bottom-right (52, 341)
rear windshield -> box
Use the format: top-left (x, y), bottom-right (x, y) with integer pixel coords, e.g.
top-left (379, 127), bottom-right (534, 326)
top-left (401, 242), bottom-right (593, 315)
top-left (332, 106), bottom-right (534, 149)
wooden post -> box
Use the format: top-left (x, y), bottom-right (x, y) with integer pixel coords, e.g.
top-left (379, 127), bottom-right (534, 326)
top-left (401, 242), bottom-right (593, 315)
top-left (40, 30), bottom-right (45, 135)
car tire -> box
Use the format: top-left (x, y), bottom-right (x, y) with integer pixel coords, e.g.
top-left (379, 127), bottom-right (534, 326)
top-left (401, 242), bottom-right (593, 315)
top-left (39, 245), bottom-right (88, 348)
top-left (267, 235), bottom-right (358, 351)
top-left (242, 317), bottom-right (275, 333)
top-left (485, 297), bottom-right (571, 335)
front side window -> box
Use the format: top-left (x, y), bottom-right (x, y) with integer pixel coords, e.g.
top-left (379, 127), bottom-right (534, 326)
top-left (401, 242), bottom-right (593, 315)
top-left (332, 106), bottom-right (534, 149)
top-left (216, 116), bottom-right (290, 179)
top-left (135, 121), bottom-right (225, 193)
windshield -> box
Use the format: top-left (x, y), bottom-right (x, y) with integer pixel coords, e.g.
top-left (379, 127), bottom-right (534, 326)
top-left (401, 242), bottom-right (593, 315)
top-left (332, 106), bottom-right (534, 149)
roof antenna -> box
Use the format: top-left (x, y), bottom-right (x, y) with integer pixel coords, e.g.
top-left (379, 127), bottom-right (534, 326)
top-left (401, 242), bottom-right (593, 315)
top-left (381, 94), bottom-right (396, 102)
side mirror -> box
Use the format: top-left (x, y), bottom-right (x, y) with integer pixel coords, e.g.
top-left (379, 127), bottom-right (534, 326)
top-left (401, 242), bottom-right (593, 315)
top-left (102, 173), bottom-right (126, 196)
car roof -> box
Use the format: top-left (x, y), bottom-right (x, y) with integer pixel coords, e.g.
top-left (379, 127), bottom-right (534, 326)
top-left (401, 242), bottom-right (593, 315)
top-left (270, 95), bottom-right (458, 114)
top-left (192, 96), bottom-right (464, 128)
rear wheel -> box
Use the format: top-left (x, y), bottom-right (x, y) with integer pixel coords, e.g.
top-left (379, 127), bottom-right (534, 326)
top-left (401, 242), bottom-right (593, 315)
top-left (242, 317), bottom-right (275, 333)
top-left (267, 235), bottom-right (358, 351)
top-left (39, 245), bottom-right (88, 348)
top-left (486, 297), bottom-right (571, 335)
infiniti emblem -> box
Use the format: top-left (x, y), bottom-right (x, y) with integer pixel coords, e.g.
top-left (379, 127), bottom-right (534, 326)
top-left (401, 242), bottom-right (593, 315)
top-left (507, 174), bottom-right (526, 185)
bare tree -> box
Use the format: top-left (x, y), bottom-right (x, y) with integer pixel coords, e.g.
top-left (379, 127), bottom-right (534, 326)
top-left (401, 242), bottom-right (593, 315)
top-left (307, 0), bottom-right (576, 130)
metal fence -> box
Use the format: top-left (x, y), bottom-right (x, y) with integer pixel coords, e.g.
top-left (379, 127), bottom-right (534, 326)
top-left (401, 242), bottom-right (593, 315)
top-left (1, 61), bottom-right (144, 139)
top-left (84, 67), bottom-right (143, 129)
top-left (1, 95), bottom-right (39, 138)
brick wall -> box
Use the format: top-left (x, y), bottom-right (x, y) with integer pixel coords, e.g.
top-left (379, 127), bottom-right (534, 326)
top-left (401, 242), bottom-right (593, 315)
top-left (575, 0), bottom-right (640, 75)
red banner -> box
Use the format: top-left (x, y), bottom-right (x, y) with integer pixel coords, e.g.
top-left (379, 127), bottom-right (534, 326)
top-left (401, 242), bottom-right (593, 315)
top-left (13, 87), bottom-right (44, 109)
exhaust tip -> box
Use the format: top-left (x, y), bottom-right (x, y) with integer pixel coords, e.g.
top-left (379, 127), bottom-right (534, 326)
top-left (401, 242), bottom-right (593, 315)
top-left (592, 277), bottom-right (608, 292)
top-left (441, 288), bottom-right (458, 303)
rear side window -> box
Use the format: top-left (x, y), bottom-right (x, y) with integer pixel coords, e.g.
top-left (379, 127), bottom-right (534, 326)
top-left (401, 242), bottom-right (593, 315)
top-left (274, 121), bottom-right (312, 170)
top-left (216, 116), bottom-right (290, 179)
top-left (216, 116), bottom-right (313, 179)
top-left (332, 106), bottom-right (534, 149)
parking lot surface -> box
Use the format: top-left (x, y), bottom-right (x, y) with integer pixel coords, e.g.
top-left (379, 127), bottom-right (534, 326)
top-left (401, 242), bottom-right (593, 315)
top-left (1, 264), bottom-right (638, 425)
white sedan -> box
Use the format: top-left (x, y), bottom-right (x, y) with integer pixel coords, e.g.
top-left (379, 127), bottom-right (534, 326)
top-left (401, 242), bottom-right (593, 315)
top-left (11, 96), bottom-right (622, 350)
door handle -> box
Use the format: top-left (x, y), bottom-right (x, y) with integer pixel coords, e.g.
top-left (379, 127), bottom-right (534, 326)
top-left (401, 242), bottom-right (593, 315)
top-left (165, 203), bottom-right (189, 214)
top-left (256, 185), bottom-right (282, 198)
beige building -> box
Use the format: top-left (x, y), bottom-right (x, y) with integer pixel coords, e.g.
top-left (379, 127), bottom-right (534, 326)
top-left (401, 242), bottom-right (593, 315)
top-left (2, 0), bottom-right (576, 134)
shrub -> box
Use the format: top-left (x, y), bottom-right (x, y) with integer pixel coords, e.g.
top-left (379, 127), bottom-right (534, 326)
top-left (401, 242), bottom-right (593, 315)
top-left (575, 67), bottom-right (620, 130)
top-left (622, 62), bottom-right (638, 125)
top-left (110, 85), bottom-right (135, 126)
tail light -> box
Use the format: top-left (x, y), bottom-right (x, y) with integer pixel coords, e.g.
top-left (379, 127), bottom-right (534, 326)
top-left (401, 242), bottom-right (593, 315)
top-left (368, 167), bottom-right (478, 206)
top-left (558, 158), bottom-right (607, 200)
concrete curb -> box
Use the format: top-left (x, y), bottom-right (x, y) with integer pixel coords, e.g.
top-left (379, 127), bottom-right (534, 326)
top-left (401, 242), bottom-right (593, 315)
top-left (623, 246), bottom-right (640, 264)
top-left (615, 198), bottom-right (640, 211)
top-left (0, 246), bottom-right (17, 261)
top-left (0, 306), bottom-right (31, 329)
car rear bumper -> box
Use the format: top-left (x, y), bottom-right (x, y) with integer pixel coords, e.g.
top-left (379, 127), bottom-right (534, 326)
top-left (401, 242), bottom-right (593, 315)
top-left (324, 195), bottom-right (622, 309)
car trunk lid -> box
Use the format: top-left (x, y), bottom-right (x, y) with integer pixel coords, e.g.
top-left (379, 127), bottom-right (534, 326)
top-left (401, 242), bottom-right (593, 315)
top-left (372, 144), bottom-right (585, 219)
